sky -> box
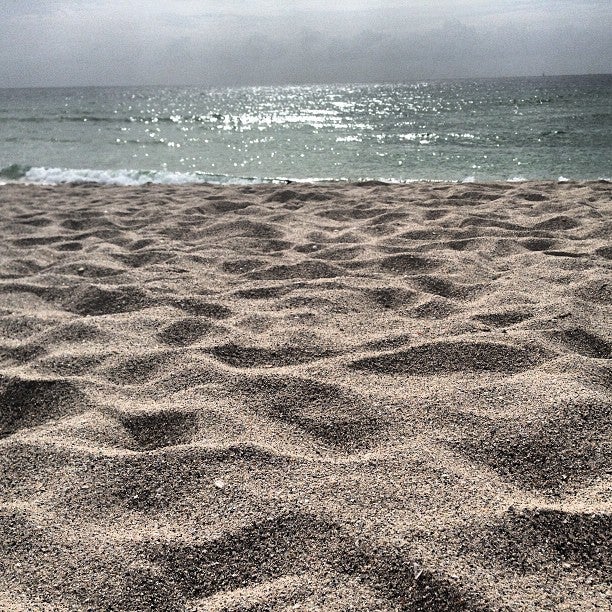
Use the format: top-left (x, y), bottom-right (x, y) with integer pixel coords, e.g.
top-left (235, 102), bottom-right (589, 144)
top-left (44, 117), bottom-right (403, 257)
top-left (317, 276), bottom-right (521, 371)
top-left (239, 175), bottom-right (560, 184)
top-left (0, 1), bottom-right (610, 87)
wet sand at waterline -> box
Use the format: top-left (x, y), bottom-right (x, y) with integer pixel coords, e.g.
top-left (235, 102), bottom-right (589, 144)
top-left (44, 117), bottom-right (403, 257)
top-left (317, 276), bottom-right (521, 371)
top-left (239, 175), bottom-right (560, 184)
top-left (0, 181), bottom-right (610, 610)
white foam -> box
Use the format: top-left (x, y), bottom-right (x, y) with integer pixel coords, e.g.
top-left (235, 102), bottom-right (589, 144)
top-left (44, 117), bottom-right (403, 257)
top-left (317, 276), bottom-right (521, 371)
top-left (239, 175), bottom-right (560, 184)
top-left (20, 167), bottom-right (264, 186)
top-left (9, 166), bottom-right (589, 188)
top-left (14, 166), bottom-right (358, 187)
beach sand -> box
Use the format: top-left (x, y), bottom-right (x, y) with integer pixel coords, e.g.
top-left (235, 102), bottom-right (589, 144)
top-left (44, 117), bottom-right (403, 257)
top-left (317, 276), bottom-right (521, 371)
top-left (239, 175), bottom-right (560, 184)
top-left (0, 180), bottom-right (610, 611)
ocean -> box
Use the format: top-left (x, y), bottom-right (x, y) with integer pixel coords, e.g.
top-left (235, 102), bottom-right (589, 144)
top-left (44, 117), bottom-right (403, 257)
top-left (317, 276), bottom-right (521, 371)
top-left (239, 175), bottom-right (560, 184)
top-left (0, 75), bottom-right (610, 185)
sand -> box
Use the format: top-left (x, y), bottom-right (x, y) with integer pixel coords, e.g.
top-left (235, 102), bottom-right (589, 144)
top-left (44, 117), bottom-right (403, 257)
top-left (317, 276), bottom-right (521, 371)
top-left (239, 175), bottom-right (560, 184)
top-left (0, 180), bottom-right (610, 611)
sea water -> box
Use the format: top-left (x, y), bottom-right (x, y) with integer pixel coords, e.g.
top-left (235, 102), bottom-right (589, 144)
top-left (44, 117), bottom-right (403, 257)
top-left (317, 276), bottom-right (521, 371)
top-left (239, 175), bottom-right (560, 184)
top-left (0, 75), bottom-right (610, 185)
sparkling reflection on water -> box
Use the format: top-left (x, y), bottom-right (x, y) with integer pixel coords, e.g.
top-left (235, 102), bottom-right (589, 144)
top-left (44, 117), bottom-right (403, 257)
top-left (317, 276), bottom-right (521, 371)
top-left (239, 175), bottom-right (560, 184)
top-left (0, 75), bottom-right (610, 182)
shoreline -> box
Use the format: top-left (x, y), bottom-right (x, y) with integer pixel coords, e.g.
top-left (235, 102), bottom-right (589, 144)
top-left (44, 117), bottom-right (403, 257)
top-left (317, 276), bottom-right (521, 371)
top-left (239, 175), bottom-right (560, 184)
top-left (2, 163), bottom-right (611, 189)
top-left (0, 180), bottom-right (610, 610)
top-left (2, 177), bottom-right (611, 191)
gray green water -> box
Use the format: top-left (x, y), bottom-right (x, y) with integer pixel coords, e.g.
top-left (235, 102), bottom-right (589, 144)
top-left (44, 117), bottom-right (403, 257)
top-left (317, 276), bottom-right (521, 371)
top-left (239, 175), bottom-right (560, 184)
top-left (0, 75), bottom-right (610, 185)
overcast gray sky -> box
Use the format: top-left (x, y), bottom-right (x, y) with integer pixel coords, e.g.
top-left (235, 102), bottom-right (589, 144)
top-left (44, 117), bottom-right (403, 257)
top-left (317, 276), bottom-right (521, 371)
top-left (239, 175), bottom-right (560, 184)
top-left (1, 1), bottom-right (610, 87)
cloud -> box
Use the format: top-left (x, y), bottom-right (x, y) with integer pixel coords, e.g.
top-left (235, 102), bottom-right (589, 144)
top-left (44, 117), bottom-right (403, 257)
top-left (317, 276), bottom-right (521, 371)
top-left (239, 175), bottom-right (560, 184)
top-left (0, 1), bottom-right (610, 87)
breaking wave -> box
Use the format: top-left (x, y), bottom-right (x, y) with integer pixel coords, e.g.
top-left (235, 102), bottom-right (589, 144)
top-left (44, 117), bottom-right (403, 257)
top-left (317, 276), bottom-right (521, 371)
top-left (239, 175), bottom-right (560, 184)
top-left (0, 164), bottom-right (277, 186)
top-left (0, 164), bottom-right (593, 187)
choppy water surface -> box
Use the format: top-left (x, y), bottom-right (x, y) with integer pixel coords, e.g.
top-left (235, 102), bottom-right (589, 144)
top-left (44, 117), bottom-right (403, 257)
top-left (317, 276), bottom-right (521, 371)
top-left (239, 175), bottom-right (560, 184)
top-left (0, 75), bottom-right (610, 184)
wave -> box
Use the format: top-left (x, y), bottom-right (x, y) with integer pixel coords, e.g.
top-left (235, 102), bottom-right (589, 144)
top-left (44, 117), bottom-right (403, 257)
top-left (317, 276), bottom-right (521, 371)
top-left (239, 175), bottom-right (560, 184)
top-left (0, 165), bottom-right (277, 186)
top-left (0, 165), bottom-right (451, 186)
top-left (0, 164), bottom-right (593, 187)
top-left (0, 165), bottom-right (444, 186)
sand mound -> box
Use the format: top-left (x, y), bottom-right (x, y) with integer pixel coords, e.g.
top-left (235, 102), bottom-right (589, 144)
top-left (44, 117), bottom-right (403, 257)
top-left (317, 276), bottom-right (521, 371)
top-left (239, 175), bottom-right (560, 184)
top-left (0, 180), bottom-right (610, 610)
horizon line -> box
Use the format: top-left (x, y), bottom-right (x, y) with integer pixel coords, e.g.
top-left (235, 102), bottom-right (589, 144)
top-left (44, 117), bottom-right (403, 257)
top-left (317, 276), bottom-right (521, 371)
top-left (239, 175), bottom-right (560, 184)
top-left (1, 72), bottom-right (610, 91)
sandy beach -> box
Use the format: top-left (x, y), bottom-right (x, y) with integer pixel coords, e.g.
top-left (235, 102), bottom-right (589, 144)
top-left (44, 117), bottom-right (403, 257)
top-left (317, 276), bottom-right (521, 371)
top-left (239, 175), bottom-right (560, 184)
top-left (0, 180), bottom-right (610, 610)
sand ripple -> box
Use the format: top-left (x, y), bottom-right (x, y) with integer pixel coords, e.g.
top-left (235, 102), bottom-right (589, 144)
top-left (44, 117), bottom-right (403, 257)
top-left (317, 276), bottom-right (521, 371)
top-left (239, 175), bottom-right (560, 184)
top-left (0, 180), bottom-right (610, 610)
